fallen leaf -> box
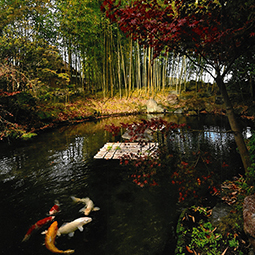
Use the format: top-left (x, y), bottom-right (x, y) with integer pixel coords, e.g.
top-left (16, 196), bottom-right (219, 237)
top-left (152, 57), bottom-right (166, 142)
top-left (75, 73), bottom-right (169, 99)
top-left (186, 246), bottom-right (193, 253)
top-left (221, 247), bottom-right (228, 255)
top-left (188, 214), bottom-right (195, 222)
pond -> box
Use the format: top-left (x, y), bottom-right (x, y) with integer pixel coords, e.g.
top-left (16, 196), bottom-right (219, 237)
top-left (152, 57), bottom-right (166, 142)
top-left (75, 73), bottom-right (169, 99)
top-left (0, 114), bottom-right (252, 255)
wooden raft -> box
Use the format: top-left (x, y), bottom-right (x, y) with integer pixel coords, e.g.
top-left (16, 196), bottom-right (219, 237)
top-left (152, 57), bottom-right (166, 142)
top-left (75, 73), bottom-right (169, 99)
top-left (94, 142), bottom-right (158, 159)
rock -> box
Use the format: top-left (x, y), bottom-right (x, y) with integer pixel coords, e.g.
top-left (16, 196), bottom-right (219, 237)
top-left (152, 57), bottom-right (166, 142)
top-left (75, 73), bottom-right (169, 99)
top-left (248, 249), bottom-right (255, 255)
top-left (146, 98), bottom-right (165, 113)
top-left (174, 108), bottom-right (183, 114)
top-left (211, 203), bottom-right (231, 226)
top-left (167, 93), bottom-right (178, 104)
top-left (244, 195), bottom-right (255, 250)
top-left (215, 96), bottom-right (224, 105)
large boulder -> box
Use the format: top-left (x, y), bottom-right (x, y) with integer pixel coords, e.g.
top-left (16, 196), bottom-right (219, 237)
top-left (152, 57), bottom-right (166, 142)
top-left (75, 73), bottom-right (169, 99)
top-left (167, 93), bottom-right (178, 105)
top-left (243, 195), bottom-right (255, 249)
top-left (146, 98), bottom-right (165, 113)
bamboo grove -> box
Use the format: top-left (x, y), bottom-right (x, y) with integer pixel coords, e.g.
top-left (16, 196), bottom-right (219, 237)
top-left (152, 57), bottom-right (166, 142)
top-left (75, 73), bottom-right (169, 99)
top-left (0, 0), bottom-right (210, 100)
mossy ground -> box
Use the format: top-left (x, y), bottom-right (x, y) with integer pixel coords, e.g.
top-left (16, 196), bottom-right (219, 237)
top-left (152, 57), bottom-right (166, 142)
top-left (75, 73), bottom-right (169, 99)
top-left (175, 205), bottom-right (250, 255)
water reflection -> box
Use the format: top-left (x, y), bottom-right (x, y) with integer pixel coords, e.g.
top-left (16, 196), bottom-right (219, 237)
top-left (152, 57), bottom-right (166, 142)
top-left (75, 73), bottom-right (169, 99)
top-left (0, 114), bottom-right (252, 254)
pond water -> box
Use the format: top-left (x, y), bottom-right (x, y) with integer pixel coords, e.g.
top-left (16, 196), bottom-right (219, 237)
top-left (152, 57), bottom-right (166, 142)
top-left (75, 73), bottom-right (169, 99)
top-left (0, 114), bottom-right (252, 255)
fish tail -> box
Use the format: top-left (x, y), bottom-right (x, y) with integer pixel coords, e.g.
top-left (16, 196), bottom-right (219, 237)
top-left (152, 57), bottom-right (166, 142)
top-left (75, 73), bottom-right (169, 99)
top-left (71, 196), bottom-right (80, 203)
top-left (22, 224), bottom-right (36, 242)
top-left (22, 234), bottom-right (30, 242)
top-left (63, 249), bottom-right (75, 254)
top-left (79, 206), bottom-right (86, 213)
top-left (46, 242), bottom-right (75, 253)
top-left (46, 246), bottom-right (74, 253)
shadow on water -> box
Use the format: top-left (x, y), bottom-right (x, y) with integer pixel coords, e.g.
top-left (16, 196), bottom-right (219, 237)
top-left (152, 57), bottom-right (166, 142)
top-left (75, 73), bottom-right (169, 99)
top-left (0, 114), bottom-right (252, 254)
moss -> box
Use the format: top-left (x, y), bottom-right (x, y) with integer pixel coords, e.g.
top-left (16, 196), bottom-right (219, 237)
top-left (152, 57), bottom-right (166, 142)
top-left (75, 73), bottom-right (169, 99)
top-left (175, 206), bottom-right (250, 255)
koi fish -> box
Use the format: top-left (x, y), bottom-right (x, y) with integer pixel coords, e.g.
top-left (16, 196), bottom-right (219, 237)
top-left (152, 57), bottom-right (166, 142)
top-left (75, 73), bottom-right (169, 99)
top-left (49, 200), bottom-right (60, 215)
top-left (70, 196), bottom-right (90, 204)
top-left (57, 217), bottom-right (92, 237)
top-left (45, 221), bottom-right (75, 254)
top-left (22, 216), bottom-right (55, 242)
top-left (79, 199), bottom-right (100, 216)
top-left (71, 196), bottom-right (100, 216)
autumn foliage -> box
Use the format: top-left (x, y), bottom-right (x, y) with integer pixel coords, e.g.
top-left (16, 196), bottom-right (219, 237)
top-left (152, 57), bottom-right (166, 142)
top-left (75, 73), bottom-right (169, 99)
top-left (102, 0), bottom-right (255, 66)
top-left (105, 118), bottom-right (223, 203)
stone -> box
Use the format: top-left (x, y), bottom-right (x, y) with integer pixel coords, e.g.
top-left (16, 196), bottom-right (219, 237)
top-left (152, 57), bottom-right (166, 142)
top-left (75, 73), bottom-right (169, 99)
top-left (167, 93), bottom-right (178, 104)
top-left (174, 108), bottom-right (183, 114)
top-left (211, 203), bottom-right (231, 226)
top-left (243, 195), bottom-right (255, 250)
top-left (146, 98), bottom-right (165, 113)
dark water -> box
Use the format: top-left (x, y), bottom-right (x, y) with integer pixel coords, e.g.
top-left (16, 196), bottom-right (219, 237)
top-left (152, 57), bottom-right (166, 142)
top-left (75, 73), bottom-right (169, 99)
top-left (0, 114), bottom-right (252, 255)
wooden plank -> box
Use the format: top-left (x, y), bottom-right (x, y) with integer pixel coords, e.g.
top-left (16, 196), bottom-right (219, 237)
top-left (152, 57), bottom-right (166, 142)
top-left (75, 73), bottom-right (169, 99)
top-left (94, 142), bottom-right (158, 159)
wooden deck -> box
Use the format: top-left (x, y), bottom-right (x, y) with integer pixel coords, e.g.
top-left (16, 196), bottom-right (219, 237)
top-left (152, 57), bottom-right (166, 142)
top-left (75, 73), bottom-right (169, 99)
top-left (94, 142), bottom-right (158, 159)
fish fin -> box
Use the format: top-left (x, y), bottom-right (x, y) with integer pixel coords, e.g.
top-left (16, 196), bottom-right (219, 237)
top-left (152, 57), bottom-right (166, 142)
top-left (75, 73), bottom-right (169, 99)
top-left (68, 232), bottom-right (75, 237)
top-left (71, 196), bottom-right (78, 202)
top-left (41, 230), bottom-right (47, 235)
top-left (93, 207), bottom-right (100, 211)
top-left (54, 199), bottom-right (60, 205)
top-left (78, 226), bottom-right (84, 232)
top-left (79, 206), bottom-right (86, 213)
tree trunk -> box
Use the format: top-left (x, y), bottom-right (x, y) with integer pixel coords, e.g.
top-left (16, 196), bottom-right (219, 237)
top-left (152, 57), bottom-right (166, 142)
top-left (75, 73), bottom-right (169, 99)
top-left (120, 43), bottom-right (127, 97)
top-left (128, 37), bottom-right (133, 98)
top-left (250, 75), bottom-right (255, 101)
top-left (136, 41), bottom-right (141, 91)
top-left (117, 33), bottom-right (122, 99)
top-left (216, 76), bottom-right (251, 172)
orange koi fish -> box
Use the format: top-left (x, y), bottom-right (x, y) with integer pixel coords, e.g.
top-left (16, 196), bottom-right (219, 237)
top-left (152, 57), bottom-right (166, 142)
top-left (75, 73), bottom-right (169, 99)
top-left (45, 221), bottom-right (75, 254)
top-left (22, 216), bottom-right (55, 242)
top-left (49, 200), bottom-right (60, 215)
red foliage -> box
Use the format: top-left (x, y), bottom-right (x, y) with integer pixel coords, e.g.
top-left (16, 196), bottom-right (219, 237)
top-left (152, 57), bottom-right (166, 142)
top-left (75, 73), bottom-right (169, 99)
top-left (104, 118), bottom-right (186, 144)
top-left (120, 153), bottom-right (160, 187)
top-left (102, 0), bottom-right (255, 64)
top-left (104, 124), bottom-right (121, 136)
top-left (0, 90), bottom-right (21, 97)
top-left (171, 152), bottom-right (221, 202)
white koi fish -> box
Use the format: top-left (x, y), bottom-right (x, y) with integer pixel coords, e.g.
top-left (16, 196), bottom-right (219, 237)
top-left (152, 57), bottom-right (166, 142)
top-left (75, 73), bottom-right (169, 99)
top-left (71, 196), bottom-right (100, 216)
top-left (57, 217), bottom-right (92, 237)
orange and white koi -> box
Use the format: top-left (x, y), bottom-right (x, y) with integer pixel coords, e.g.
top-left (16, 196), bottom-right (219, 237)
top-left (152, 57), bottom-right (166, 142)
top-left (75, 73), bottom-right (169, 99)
top-left (71, 196), bottom-right (100, 216)
top-left (45, 221), bottom-right (75, 254)
top-left (49, 200), bottom-right (60, 215)
top-left (22, 216), bottom-right (55, 242)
